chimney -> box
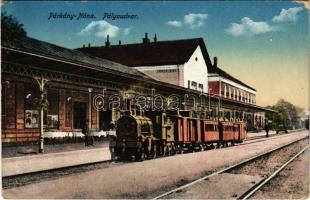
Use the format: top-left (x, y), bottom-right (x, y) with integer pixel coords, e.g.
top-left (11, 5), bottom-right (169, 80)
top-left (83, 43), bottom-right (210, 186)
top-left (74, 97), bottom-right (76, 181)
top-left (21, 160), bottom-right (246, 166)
top-left (154, 34), bottom-right (157, 43)
top-left (83, 44), bottom-right (85, 48)
top-left (105, 35), bottom-right (110, 47)
top-left (142, 32), bottom-right (150, 44)
top-left (88, 43), bottom-right (91, 47)
top-left (213, 57), bottom-right (218, 67)
top-left (119, 40), bottom-right (122, 45)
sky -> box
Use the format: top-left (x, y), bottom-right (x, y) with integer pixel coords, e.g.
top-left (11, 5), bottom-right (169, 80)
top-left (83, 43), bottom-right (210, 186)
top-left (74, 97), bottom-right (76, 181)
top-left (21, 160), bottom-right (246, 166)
top-left (2, 1), bottom-right (309, 109)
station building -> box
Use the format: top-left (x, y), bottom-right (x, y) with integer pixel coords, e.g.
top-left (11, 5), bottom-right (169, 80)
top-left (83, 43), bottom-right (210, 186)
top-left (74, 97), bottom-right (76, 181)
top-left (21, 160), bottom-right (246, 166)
top-left (77, 33), bottom-right (266, 130)
top-left (1, 34), bottom-right (271, 145)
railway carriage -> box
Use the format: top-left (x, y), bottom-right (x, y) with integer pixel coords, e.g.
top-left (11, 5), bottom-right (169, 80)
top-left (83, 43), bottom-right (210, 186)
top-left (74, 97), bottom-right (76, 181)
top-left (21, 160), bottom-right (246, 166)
top-left (219, 121), bottom-right (235, 146)
top-left (201, 120), bottom-right (219, 148)
top-left (235, 121), bottom-right (247, 142)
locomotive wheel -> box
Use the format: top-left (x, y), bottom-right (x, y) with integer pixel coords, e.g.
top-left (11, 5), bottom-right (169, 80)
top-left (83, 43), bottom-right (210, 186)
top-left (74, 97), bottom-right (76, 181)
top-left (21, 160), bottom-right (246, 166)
top-left (163, 146), bottom-right (170, 156)
top-left (179, 147), bottom-right (184, 154)
top-left (160, 141), bottom-right (167, 156)
top-left (150, 143), bottom-right (157, 159)
top-left (171, 145), bottom-right (177, 155)
top-left (135, 147), bottom-right (146, 161)
top-left (176, 145), bottom-right (183, 154)
top-left (135, 152), bottom-right (145, 161)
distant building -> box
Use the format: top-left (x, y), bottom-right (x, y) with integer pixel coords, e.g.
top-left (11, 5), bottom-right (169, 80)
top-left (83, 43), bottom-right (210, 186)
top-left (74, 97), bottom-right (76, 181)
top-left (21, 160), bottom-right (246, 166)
top-left (208, 59), bottom-right (256, 105)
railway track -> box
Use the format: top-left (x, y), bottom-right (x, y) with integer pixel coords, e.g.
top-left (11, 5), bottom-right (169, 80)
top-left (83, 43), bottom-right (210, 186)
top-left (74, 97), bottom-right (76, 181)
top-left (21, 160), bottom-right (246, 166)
top-left (2, 160), bottom-right (126, 189)
top-left (153, 135), bottom-right (309, 199)
top-left (239, 145), bottom-right (308, 199)
top-left (3, 131), bottom-right (307, 190)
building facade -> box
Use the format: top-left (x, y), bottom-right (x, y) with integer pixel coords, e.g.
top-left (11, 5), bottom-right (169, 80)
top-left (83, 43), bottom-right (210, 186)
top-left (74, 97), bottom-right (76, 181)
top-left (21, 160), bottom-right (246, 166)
top-left (77, 34), bottom-right (213, 93)
top-left (1, 35), bottom-right (271, 145)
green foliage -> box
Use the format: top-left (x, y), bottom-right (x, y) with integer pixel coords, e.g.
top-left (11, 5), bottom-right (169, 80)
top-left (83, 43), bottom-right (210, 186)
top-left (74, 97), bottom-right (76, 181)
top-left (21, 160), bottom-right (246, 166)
top-left (265, 99), bottom-right (303, 130)
top-left (1, 12), bottom-right (27, 47)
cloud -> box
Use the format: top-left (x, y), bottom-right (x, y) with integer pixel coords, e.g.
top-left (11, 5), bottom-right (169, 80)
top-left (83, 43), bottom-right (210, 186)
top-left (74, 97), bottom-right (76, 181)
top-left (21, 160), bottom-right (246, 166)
top-left (78, 20), bottom-right (130, 38)
top-left (226, 17), bottom-right (276, 36)
top-left (123, 27), bottom-right (131, 35)
top-left (272, 7), bottom-right (303, 23)
top-left (184, 13), bottom-right (208, 29)
top-left (166, 20), bottom-right (182, 27)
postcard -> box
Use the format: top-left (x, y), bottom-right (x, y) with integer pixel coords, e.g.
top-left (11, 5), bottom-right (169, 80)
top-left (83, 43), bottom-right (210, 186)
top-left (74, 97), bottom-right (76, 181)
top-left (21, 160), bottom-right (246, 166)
top-left (1, 1), bottom-right (309, 199)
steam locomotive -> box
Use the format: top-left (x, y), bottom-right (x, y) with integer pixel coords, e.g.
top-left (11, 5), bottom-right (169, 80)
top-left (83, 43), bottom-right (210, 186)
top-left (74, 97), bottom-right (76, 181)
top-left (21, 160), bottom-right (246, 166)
top-left (116, 110), bottom-right (247, 161)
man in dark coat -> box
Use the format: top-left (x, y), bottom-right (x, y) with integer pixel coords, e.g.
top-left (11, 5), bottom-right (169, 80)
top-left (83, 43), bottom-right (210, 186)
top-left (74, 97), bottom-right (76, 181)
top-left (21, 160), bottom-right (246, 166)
top-left (82, 119), bottom-right (90, 146)
top-left (265, 123), bottom-right (270, 137)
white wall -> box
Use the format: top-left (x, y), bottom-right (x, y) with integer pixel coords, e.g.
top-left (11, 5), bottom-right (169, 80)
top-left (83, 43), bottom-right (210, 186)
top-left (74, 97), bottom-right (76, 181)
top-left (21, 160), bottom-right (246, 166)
top-left (183, 46), bottom-right (209, 93)
top-left (133, 64), bottom-right (183, 86)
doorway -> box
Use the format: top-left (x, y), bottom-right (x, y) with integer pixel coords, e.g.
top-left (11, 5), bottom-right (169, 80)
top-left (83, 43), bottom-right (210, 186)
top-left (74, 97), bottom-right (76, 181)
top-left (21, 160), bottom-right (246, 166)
top-left (99, 109), bottom-right (112, 131)
top-left (73, 102), bottom-right (87, 129)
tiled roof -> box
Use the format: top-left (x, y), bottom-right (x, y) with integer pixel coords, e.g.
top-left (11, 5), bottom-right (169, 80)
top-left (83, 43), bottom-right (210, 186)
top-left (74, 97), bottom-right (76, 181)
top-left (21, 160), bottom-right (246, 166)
top-left (4, 36), bottom-right (147, 77)
top-left (76, 38), bottom-right (213, 68)
top-left (77, 37), bottom-right (255, 91)
top-left (211, 67), bottom-right (256, 91)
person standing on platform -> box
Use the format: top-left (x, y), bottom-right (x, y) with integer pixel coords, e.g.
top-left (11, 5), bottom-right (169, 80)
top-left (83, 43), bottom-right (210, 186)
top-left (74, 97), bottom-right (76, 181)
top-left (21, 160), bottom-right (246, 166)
top-left (265, 122), bottom-right (270, 137)
top-left (82, 119), bottom-right (90, 146)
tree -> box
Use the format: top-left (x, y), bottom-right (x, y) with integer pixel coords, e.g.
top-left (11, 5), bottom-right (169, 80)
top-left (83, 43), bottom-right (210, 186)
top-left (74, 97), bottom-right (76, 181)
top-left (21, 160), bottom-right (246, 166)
top-left (266, 99), bottom-right (303, 130)
top-left (1, 12), bottom-right (27, 47)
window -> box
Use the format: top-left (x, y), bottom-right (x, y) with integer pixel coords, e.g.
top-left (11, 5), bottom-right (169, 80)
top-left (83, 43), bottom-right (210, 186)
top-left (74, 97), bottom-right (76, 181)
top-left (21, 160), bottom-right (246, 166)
top-left (25, 84), bottom-right (40, 128)
top-left (206, 124), bottom-right (215, 131)
top-left (157, 69), bottom-right (177, 73)
top-left (191, 81), bottom-right (197, 90)
top-left (44, 89), bottom-right (59, 129)
top-left (198, 84), bottom-right (203, 90)
top-left (221, 84), bottom-right (225, 96)
top-left (141, 123), bottom-right (150, 133)
top-left (225, 126), bottom-right (233, 131)
top-left (73, 102), bottom-right (87, 129)
top-left (188, 80), bottom-right (190, 89)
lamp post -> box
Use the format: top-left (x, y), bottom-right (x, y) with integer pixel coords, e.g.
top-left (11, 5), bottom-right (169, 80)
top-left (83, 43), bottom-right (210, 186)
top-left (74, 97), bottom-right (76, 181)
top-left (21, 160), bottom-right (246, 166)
top-left (35, 77), bottom-right (49, 153)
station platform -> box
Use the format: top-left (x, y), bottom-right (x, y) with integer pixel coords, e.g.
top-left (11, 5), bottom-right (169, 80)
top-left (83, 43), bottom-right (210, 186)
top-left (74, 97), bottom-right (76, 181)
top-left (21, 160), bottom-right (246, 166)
top-left (3, 130), bottom-right (308, 199)
top-left (1, 130), bottom-right (302, 177)
top-left (247, 130), bottom-right (277, 138)
top-left (2, 142), bottom-right (111, 177)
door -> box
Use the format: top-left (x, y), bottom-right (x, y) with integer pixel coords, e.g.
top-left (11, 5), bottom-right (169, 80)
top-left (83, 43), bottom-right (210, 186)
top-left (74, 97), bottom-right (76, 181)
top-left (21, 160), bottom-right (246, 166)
top-left (73, 102), bottom-right (87, 129)
top-left (99, 109), bottom-right (112, 130)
